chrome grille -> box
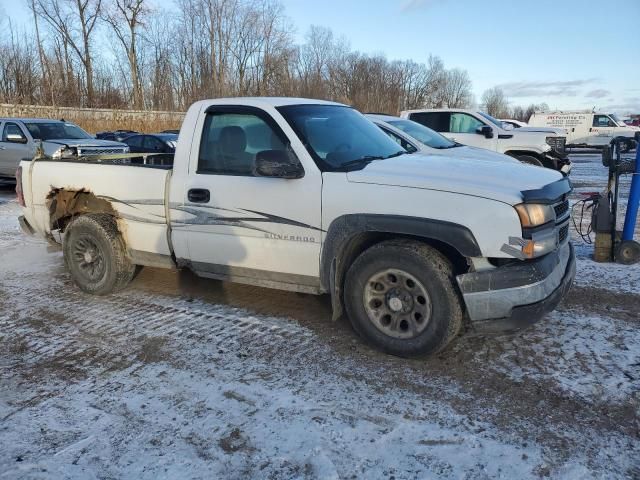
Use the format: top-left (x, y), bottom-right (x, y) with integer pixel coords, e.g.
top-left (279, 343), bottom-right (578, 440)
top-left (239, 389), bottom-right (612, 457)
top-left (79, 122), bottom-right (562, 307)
top-left (546, 136), bottom-right (566, 154)
top-left (77, 147), bottom-right (130, 164)
top-left (78, 147), bottom-right (128, 156)
top-left (558, 224), bottom-right (569, 244)
top-left (554, 199), bottom-right (569, 220)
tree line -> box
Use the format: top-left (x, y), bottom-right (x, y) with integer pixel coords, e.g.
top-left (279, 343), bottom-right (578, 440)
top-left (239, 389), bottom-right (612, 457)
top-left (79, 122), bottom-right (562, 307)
top-left (0, 0), bottom-right (543, 121)
top-left (0, 0), bottom-right (477, 114)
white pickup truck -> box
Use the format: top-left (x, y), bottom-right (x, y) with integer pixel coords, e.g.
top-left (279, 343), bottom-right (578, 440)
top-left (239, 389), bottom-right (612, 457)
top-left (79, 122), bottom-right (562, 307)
top-left (17, 98), bottom-right (575, 357)
top-left (400, 109), bottom-right (571, 173)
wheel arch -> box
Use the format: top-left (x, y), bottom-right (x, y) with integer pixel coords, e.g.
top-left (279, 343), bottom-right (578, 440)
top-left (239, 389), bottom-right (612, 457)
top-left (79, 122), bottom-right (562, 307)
top-left (46, 188), bottom-right (119, 233)
top-left (320, 214), bottom-right (479, 320)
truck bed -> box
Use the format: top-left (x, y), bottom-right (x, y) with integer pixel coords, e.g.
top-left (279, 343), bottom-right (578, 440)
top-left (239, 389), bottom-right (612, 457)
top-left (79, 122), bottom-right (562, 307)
top-left (22, 160), bottom-right (173, 260)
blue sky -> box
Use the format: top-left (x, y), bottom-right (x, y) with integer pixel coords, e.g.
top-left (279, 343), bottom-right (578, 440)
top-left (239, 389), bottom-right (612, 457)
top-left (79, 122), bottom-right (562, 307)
top-left (4, 0), bottom-right (640, 114)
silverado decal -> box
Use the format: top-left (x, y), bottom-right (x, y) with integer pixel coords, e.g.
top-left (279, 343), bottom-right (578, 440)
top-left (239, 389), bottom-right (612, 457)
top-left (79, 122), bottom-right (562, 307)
top-left (98, 196), bottom-right (324, 234)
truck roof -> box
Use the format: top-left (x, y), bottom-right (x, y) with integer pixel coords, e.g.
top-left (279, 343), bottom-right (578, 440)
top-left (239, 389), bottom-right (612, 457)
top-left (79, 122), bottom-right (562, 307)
top-left (195, 97), bottom-right (346, 108)
top-left (401, 108), bottom-right (477, 114)
top-left (0, 118), bottom-right (68, 123)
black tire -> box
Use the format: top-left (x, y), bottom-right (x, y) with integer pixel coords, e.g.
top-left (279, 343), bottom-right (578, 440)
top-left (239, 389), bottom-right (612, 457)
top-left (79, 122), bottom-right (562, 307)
top-left (517, 155), bottom-right (544, 167)
top-left (615, 240), bottom-right (640, 265)
top-left (63, 214), bottom-right (136, 295)
top-left (344, 239), bottom-right (463, 358)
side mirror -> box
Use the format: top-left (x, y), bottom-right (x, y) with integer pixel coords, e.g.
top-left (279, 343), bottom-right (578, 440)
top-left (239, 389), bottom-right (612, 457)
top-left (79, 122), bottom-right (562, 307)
top-left (476, 125), bottom-right (494, 138)
top-left (6, 133), bottom-right (27, 144)
top-left (255, 149), bottom-right (304, 179)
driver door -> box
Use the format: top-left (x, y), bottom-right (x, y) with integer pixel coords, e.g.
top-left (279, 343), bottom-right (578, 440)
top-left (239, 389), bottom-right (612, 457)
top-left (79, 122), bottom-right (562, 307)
top-left (177, 107), bottom-right (323, 289)
top-left (590, 115), bottom-right (615, 146)
top-left (447, 112), bottom-right (495, 150)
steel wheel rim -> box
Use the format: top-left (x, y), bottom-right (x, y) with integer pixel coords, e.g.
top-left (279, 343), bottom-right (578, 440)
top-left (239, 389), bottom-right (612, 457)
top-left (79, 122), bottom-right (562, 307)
top-left (72, 234), bottom-right (106, 282)
top-left (363, 268), bottom-right (432, 339)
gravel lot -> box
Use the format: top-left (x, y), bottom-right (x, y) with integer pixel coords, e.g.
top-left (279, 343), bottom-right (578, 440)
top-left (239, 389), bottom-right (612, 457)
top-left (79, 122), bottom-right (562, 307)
top-left (1, 153), bottom-right (639, 479)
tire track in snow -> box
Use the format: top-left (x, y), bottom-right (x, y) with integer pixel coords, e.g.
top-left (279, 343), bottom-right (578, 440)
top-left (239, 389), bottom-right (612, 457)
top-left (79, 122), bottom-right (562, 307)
top-left (0, 276), bottom-right (316, 380)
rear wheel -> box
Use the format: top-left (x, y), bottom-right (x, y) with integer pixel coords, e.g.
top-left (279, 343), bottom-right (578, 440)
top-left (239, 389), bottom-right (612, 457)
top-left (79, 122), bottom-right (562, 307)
top-left (344, 240), bottom-right (463, 357)
top-left (63, 214), bottom-right (136, 295)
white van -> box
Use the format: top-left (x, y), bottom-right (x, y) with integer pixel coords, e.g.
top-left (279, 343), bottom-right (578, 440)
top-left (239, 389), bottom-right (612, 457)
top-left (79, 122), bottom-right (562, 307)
top-left (528, 112), bottom-right (640, 147)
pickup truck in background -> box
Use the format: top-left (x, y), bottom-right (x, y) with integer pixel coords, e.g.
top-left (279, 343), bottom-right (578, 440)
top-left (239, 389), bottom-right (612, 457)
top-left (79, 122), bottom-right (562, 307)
top-left (401, 108), bottom-right (571, 173)
top-left (366, 113), bottom-right (521, 164)
top-left (0, 118), bottom-right (129, 179)
top-left (17, 97), bottom-right (575, 357)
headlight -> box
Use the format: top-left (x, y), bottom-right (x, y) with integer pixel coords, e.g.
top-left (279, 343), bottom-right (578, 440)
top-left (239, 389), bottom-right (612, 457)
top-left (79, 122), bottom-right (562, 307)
top-left (514, 203), bottom-right (555, 227)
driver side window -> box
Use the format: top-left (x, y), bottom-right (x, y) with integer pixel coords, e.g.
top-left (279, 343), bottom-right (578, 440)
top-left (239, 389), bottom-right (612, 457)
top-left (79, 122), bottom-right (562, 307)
top-left (198, 112), bottom-right (295, 176)
top-left (593, 115), bottom-right (615, 127)
top-left (449, 113), bottom-right (484, 134)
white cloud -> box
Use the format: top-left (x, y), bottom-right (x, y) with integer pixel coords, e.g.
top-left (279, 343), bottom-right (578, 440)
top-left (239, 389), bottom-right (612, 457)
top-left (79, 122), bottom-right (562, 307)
top-left (496, 79), bottom-right (598, 98)
top-left (585, 89), bottom-right (610, 99)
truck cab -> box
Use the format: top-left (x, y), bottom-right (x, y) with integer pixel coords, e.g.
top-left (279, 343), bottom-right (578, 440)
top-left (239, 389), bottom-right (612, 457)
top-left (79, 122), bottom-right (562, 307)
top-left (400, 108), bottom-right (571, 173)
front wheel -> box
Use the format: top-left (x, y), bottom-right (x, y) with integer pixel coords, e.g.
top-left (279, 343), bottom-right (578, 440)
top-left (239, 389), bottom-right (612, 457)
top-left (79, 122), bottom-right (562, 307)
top-left (344, 240), bottom-right (463, 357)
top-left (517, 155), bottom-right (544, 167)
top-left (63, 214), bottom-right (137, 295)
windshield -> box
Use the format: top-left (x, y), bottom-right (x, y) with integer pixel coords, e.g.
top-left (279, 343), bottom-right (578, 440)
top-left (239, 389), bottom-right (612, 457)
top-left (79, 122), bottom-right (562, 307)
top-left (386, 119), bottom-right (457, 149)
top-left (24, 122), bottom-right (93, 140)
top-left (609, 114), bottom-right (626, 127)
top-left (277, 105), bottom-right (405, 170)
top-left (477, 112), bottom-right (504, 128)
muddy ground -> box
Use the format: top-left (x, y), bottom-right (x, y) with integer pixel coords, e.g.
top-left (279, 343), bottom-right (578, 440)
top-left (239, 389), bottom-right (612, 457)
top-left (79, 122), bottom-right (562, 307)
top-left (0, 153), bottom-right (639, 479)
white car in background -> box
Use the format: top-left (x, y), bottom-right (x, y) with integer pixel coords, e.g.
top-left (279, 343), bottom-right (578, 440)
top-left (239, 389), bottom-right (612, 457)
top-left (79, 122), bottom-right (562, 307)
top-left (366, 114), bottom-right (520, 164)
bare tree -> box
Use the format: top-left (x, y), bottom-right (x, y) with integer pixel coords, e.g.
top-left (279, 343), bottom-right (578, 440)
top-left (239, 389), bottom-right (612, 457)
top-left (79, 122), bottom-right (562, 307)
top-left (34, 0), bottom-right (102, 106)
top-left (481, 87), bottom-right (509, 117)
top-left (439, 68), bottom-right (472, 108)
top-left (103, 0), bottom-right (148, 109)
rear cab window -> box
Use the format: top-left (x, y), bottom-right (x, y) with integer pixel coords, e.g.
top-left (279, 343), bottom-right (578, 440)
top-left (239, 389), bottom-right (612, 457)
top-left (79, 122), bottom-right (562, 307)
top-left (408, 112), bottom-right (450, 132)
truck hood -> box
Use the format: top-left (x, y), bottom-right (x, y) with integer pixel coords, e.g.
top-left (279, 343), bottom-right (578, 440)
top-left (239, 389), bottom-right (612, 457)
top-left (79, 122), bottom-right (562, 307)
top-left (438, 145), bottom-right (520, 164)
top-left (346, 153), bottom-right (563, 205)
top-left (514, 126), bottom-right (565, 135)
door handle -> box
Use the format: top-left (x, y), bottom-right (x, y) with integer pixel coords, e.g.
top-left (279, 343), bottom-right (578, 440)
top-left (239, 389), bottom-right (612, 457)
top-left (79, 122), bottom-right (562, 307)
top-left (188, 188), bottom-right (210, 203)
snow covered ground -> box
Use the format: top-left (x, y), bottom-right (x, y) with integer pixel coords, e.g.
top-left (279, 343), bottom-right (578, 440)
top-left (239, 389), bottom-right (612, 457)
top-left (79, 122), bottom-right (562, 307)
top-left (0, 154), bottom-right (639, 479)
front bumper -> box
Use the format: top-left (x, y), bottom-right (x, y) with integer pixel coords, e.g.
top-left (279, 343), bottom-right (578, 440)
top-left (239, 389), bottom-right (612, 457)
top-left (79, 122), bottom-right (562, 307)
top-left (456, 242), bottom-right (575, 333)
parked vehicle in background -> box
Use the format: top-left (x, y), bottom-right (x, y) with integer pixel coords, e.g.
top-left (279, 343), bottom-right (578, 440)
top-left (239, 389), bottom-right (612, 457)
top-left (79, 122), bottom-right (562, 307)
top-left (17, 97), bottom-right (575, 358)
top-left (624, 118), bottom-right (639, 127)
top-left (0, 118), bottom-right (129, 179)
top-left (366, 114), bottom-right (520, 164)
top-left (401, 109), bottom-right (571, 173)
top-left (122, 133), bottom-right (177, 165)
top-left (499, 119), bottom-right (566, 135)
top-left (529, 112), bottom-right (640, 147)
top-left (96, 130), bottom-right (139, 142)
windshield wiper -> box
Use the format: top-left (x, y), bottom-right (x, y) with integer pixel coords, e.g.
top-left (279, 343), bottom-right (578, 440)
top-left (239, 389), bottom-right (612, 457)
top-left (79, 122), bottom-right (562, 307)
top-left (384, 150), bottom-right (406, 159)
top-left (336, 155), bottom-right (385, 170)
top-left (337, 151), bottom-right (407, 171)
